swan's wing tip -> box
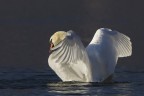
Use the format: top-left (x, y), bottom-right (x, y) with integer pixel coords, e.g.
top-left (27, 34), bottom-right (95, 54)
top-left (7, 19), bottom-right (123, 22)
top-left (97, 28), bottom-right (112, 31)
top-left (91, 28), bottom-right (132, 57)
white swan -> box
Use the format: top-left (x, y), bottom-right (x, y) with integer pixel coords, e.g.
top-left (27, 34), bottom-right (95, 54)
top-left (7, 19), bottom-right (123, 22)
top-left (48, 28), bottom-right (132, 82)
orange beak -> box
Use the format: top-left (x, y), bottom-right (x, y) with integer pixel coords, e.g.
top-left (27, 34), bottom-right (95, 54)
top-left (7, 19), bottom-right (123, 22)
top-left (50, 43), bottom-right (54, 49)
top-left (49, 43), bottom-right (54, 53)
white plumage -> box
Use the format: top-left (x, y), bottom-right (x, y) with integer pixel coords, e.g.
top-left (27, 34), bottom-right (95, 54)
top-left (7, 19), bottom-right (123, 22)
top-left (48, 28), bottom-right (132, 82)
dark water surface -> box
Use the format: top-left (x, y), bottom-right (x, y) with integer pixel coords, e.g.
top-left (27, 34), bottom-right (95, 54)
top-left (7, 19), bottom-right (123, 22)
top-left (0, 70), bottom-right (144, 96)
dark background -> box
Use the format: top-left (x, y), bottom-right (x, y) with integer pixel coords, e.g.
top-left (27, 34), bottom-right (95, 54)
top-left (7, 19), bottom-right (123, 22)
top-left (0, 0), bottom-right (143, 72)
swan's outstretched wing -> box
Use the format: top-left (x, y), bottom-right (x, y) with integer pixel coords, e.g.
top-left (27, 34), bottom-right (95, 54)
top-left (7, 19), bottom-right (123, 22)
top-left (48, 31), bottom-right (92, 82)
top-left (86, 28), bottom-right (132, 82)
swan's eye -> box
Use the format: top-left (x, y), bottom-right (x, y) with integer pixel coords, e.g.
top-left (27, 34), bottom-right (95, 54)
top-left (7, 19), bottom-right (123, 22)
top-left (49, 39), bottom-right (52, 43)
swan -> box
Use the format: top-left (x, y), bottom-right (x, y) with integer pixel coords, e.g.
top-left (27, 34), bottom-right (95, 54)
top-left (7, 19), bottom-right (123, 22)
top-left (48, 28), bottom-right (132, 82)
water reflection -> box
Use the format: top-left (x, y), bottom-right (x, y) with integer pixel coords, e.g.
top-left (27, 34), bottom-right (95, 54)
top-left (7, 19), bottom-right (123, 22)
top-left (47, 82), bottom-right (134, 96)
top-left (47, 82), bottom-right (89, 95)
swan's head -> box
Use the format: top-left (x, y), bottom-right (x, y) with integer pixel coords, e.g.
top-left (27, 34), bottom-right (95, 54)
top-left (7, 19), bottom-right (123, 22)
top-left (49, 31), bottom-right (67, 51)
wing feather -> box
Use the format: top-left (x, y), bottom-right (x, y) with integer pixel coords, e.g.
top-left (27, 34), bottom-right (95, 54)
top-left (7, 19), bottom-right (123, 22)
top-left (48, 30), bottom-right (92, 82)
top-left (86, 28), bottom-right (132, 82)
top-left (88, 28), bottom-right (132, 58)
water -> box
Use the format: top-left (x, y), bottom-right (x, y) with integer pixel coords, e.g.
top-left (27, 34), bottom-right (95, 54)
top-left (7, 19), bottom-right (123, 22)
top-left (0, 70), bottom-right (144, 96)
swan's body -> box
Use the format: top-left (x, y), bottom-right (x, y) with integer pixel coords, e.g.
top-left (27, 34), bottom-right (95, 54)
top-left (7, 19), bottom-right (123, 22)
top-left (48, 28), bottom-right (132, 82)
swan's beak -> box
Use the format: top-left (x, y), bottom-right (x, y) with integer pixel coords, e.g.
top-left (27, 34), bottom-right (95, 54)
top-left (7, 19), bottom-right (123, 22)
top-left (49, 42), bottom-right (54, 53)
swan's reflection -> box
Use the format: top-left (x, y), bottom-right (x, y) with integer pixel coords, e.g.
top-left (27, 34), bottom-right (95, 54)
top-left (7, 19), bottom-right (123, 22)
top-left (47, 82), bottom-right (90, 95)
top-left (47, 82), bottom-right (133, 96)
